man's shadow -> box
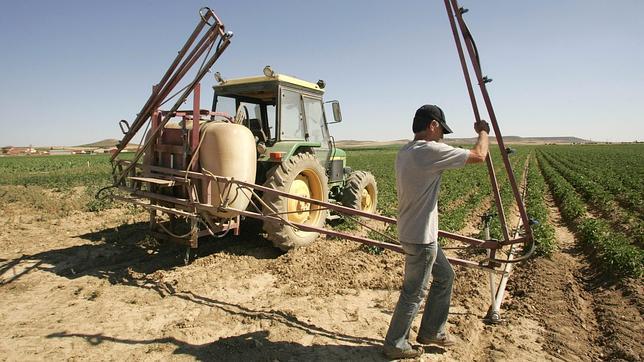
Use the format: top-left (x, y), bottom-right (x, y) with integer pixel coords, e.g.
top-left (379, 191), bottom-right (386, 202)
top-left (2, 218), bottom-right (388, 351)
top-left (47, 330), bottom-right (391, 361)
top-left (1, 218), bottom-right (279, 286)
top-left (47, 330), bottom-right (445, 361)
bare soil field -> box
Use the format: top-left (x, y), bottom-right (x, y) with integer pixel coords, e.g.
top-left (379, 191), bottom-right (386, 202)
top-left (0, 187), bottom-right (642, 361)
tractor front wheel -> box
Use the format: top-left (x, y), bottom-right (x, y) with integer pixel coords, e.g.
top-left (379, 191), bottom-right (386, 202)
top-left (262, 153), bottom-right (329, 251)
top-left (341, 171), bottom-right (378, 213)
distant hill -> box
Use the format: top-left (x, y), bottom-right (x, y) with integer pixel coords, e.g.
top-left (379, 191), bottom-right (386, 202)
top-left (444, 136), bottom-right (592, 145)
top-left (74, 136), bottom-right (590, 150)
top-left (335, 139), bottom-right (409, 148)
top-left (76, 139), bottom-right (140, 149)
top-left (76, 139), bottom-right (120, 148)
top-left (336, 136), bottom-right (591, 149)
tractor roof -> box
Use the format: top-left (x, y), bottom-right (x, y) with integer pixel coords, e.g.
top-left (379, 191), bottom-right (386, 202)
top-left (214, 74), bottom-right (324, 95)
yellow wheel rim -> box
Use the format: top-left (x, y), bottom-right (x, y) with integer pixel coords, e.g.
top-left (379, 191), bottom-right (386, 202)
top-left (288, 176), bottom-right (311, 224)
top-left (361, 187), bottom-right (373, 212)
top-left (287, 169), bottom-right (324, 228)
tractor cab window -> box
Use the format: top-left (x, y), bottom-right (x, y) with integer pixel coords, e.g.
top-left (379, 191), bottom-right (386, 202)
top-left (239, 101), bottom-right (264, 142)
top-left (214, 95), bottom-right (236, 116)
top-left (239, 101), bottom-right (260, 120)
top-left (266, 105), bottom-right (276, 142)
top-left (214, 95), bottom-right (276, 143)
top-left (302, 97), bottom-right (326, 144)
top-left (280, 89), bottom-right (305, 140)
top-left (214, 96), bottom-right (260, 123)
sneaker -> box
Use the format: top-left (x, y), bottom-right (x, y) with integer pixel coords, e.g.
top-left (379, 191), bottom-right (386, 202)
top-left (416, 333), bottom-right (456, 347)
top-left (383, 344), bottom-right (424, 360)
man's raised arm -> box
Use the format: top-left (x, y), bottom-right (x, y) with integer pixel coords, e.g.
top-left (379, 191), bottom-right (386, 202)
top-left (466, 120), bottom-right (490, 164)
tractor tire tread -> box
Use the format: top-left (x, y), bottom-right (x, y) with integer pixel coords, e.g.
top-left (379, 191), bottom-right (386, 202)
top-left (262, 153), bottom-right (329, 251)
top-left (341, 170), bottom-right (378, 212)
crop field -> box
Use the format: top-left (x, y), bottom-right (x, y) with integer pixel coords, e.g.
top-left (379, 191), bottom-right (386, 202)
top-left (536, 145), bottom-right (643, 277)
top-left (0, 154), bottom-right (114, 188)
top-left (0, 144), bottom-right (642, 360)
top-left (347, 144), bottom-right (643, 276)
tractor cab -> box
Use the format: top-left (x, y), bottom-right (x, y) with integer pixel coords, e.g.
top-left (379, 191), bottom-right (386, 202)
top-left (211, 68), bottom-right (376, 249)
top-left (211, 67), bottom-right (345, 186)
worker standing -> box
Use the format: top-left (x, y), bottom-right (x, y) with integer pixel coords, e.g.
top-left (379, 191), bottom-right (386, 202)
top-left (383, 104), bottom-right (489, 359)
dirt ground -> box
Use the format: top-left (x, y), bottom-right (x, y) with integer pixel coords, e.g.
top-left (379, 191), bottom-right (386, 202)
top-left (0, 188), bottom-right (642, 361)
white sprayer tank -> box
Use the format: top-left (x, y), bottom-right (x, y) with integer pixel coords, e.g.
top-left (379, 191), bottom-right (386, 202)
top-left (199, 121), bottom-right (257, 218)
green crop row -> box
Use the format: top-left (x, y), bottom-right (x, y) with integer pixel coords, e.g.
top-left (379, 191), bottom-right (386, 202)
top-left (344, 145), bottom-right (490, 222)
top-left (483, 147), bottom-right (528, 242)
top-left (538, 145), bottom-right (643, 215)
top-left (543, 150), bottom-right (643, 215)
top-left (438, 154), bottom-right (490, 235)
top-left (346, 145), bottom-right (541, 255)
top-left (344, 144), bottom-right (494, 249)
top-left (344, 147), bottom-right (399, 217)
top-left (538, 153), bottom-right (643, 278)
top-left (0, 154), bottom-right (129, 213)
top-left (539, 151), bottom-right (643, 245)
top-left (525, 155), bottom-right (556, 256)
top-left (0, 154), bottom-right (116, 188)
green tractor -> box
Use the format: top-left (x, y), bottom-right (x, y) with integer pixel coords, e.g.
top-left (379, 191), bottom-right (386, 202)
top-left (212, 66), bottom-right (378, 250)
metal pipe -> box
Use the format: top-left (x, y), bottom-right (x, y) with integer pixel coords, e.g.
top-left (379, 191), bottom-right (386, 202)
top-left (116, 161), bottom-right (529, 249)
top-left (192, 83), bottom-right (201, 170)
top-left (152, 22), bottom-right (221, 105)
top-left (111, 10), bottom-right (214, 159)
top-left (443, 0), bottom-right (481, 123)
top-left (444, 0), bottom-right (511, 244)
top-left (485, 157), bottom-right (511, 242)
top-left (114, 30), bottom-right (232, 186)
top-left (210, 176), bottom-right (502, 248)
top-left (493, 245), bottom-right (515, 312)
top-left (492, 153), bottom-right (533, 312)
top-left (222, 207), bottom-right (507, 275)
top-left (488, 266), bottom-right (496, 312)
top-left (113, 10), bottom-right (230, 183)
top-left (449, 0), bottom-right (533, 242)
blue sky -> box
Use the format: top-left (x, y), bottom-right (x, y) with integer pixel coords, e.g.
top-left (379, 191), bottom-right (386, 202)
top-left (1, 0), bottom-right (642, 146)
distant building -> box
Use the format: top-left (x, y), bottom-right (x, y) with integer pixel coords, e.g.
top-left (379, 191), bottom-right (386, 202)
top-left (49, 149), bottom-right (73, 156)
top-left (1, 146), bottom-right (36, 155)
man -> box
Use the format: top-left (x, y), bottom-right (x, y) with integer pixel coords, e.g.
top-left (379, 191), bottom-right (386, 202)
top-left (383, 104), bottom-right (489, 359)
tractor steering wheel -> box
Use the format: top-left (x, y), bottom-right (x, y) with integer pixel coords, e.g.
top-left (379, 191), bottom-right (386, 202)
top-left (234, 104), bottom-right (250, 125)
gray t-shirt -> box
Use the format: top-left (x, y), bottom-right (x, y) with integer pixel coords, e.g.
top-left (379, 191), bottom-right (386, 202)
top-left (395, 140), bottom-right (470, 244)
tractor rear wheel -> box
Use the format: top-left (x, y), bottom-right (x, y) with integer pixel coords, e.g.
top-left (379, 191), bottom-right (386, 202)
top-left (262, 153), bottom-right (329, 251)
top-left (341, 171), bottom-right (378, 213)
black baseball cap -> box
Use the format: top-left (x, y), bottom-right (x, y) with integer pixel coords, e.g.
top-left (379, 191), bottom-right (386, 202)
top-left (412, 104), bottom-right (453, 134)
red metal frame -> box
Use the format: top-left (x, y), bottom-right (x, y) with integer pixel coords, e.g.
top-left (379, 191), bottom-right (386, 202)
top-left (445, 0), bottom-right (533, 245)
top-left (191, 83), bottom-right (201, 170)
top-left (111, 7), bottom-right (232, 186)
top-left (109, 5), bottom-right (533, 263)
top-left (108, 4), bottom-right (534, 318)
top-left (112, 158), bottom-right (514, 276)
top-left (443, 0), bottom-right (535, 321)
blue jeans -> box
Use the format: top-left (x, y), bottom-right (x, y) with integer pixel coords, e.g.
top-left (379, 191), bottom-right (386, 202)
top-left (384, 242), bottom-right (455, 350)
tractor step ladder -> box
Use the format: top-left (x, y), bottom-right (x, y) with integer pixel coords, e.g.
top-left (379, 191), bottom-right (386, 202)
top-left (128, 176), bottom-right (176, 187)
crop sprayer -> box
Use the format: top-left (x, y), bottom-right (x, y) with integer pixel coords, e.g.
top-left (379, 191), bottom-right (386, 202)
top-left (105, 2), bottom-right (535, 322)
